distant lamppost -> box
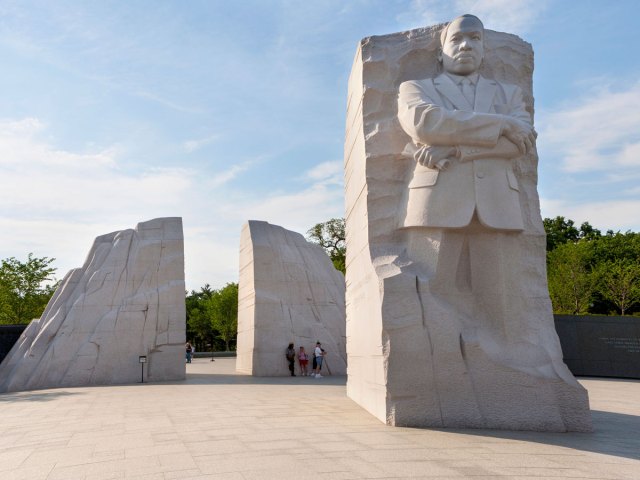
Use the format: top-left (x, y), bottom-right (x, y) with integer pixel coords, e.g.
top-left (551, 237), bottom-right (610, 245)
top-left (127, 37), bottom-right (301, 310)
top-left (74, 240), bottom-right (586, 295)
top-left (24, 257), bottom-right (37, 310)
top-left (139, 355), bottom-right (147, 383)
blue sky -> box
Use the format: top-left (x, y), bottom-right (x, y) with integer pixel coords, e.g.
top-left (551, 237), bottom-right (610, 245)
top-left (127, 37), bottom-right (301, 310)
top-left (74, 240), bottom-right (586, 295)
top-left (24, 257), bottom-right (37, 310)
top-left (1, 0), bottom-right (639, 290)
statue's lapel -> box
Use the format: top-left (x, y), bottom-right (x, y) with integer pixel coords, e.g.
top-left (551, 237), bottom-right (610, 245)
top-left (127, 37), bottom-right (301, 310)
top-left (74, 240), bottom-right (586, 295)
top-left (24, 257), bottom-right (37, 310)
top-left (433, 74), bottom-right (472, 110)
top-left (474, 76), bottom-right (498, 113)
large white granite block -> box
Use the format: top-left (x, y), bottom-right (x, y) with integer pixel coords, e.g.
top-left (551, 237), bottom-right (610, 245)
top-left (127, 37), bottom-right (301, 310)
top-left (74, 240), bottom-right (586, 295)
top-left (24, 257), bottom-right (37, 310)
top-left (0, 218), bottom-right (186, 392)
top-left (236, 220), bottom-right (347, 376)
top-left (344, 16), bottom-right (591, 431)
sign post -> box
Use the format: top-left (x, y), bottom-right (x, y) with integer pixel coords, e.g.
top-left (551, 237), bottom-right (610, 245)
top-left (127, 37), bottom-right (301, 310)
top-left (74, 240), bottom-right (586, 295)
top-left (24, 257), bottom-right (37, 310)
top-left (139, 355), bottom-right (147, 383)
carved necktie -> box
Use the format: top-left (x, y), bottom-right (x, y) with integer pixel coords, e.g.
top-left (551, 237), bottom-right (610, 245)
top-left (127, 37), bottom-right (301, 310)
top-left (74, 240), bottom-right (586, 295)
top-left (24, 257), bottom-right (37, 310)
top-left (460, 77), bottom-right (475, 108)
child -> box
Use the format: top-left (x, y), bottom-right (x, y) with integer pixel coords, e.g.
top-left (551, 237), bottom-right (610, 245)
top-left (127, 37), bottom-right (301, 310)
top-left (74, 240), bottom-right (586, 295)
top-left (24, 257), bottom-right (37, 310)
top-left (298, 346), bottom-right (309, 376)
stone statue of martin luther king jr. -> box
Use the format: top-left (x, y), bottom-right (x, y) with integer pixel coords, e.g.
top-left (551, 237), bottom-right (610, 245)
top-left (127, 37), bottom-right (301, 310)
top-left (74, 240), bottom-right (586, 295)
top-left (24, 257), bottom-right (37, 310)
top-left (397, 14), bottom-right (541, 345)
top-left (346, 13), bottom-right (592, 431)
top-left (398, 14), bottom-right (536, 233)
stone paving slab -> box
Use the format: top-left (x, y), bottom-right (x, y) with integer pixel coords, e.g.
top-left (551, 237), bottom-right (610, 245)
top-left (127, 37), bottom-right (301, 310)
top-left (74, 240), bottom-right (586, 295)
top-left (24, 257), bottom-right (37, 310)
top-left (0, 358), bottom-right (638, 479)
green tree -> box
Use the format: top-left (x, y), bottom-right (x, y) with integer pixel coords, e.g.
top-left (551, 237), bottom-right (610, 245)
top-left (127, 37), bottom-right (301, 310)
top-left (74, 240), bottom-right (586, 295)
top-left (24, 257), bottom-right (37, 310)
top-left (205, 282), bottom-right (238, 351)
top-left (547, 241), bottom-right (595, 314)
top-left (590, 231), bottom-right (640, 264)
top-left (543, 216), bottom-right (601, 251)
top-left (307, 218), bottom-right (346, 274)
top-left (186, 284), bottom-right (214, 350)
top-left (0, 254), bottom-right (57, 324)
top-left (578, 221), bottom-right (602, 242)
top-left (589, 232), bottom-right (640, 314)
top-left (596, 260), bottom-right (640, 315)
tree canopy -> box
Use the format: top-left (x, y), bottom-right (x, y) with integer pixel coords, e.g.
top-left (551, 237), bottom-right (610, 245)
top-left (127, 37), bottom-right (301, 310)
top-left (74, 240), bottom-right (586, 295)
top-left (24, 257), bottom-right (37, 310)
top-left (543, 217), bottom-right (640, 315)
top-left (0, 254), bottom-right (57, 325)
top-left (307, 218), bottom-right (346, 274)
top-left (547, 240), bottom-right (595, 315)
top-left (186, 282), bottom-right (239, 351)
top-left (543, 216), bottom-right (601, 251)
top-left (206, 282), bottom-right (238, 351)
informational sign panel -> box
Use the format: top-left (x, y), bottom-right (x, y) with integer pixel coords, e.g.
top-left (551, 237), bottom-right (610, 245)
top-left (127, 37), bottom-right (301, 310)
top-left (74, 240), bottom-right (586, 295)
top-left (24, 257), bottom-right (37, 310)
top-left (555, 315), bottom-right (640, 379)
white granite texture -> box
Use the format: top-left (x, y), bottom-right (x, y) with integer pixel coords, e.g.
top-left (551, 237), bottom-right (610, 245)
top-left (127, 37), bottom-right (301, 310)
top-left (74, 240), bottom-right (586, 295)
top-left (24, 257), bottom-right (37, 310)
top-left (236, 220), bottom-right (347, 376)
top-left (344, 24), bottom-right (592, 431)
top-left (0, 218), bottom-right (186, 393)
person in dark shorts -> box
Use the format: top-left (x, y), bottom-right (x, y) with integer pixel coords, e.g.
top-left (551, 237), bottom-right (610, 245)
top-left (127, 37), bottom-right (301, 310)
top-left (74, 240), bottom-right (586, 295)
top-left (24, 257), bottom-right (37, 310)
top-left (312, 341), bottom-right (325, 378)
top-left (285, 343), bottom-right (296, 376)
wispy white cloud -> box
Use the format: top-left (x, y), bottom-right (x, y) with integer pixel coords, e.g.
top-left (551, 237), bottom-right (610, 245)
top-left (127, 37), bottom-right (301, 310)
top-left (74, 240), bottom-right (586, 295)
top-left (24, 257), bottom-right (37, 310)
top-left (0, 118), bottom-right (118, 171)
top-left (303, 160), bottom-right (343, 186)
top-left (228, 184), bottom-right (343, 237)
top-left (0, 117), bottom-right (197, 267)
top-left (538, 81), bottom-right (640, 173)
top-left (0, 118), bottom-right (345, 290)
top-left (397, 0), bottom-right (549, 35)
top-left (134, 90), bottom-right (205, 115)
top-left (184, 133), bottom-right (221, 153)
top-left (540, 197), bottom-right (640, 233)
top-left (225, 160), bottom-right (344, 238)
top-left (208, 162), bottom-right (253, 188)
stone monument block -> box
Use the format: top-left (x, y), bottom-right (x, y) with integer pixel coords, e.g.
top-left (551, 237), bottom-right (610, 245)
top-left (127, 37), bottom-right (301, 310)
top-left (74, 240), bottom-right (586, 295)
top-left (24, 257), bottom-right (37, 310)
top-left (0, 218), bottom-right (186, 392)
top-left (344, 16), bottom-right (591, 431)
top-left (236, 220), bottom-right (347, 376)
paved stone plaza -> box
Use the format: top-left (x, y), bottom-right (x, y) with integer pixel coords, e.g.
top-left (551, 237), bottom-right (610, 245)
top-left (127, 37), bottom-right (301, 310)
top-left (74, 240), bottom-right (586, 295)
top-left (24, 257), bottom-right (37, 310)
top-left (0, 358), bottom-right (638, 479)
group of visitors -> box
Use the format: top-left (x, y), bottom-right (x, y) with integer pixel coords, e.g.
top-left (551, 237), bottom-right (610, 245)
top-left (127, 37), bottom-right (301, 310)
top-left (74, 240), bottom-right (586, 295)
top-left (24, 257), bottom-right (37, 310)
top-left (185, 339), bottom-right (326, 376)
top-left (286, 341), bottom-right (326, 378)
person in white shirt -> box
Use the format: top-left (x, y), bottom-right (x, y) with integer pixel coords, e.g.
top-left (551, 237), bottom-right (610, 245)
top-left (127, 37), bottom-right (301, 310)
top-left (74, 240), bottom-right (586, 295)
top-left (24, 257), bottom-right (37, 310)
top-left (312, 341), bottom-right (325, 378)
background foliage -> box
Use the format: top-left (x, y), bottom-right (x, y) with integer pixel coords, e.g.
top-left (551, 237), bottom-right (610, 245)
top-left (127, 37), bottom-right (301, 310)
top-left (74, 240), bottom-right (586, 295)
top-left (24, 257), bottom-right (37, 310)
top-left (186, 282), bottom-right (238, 351)
top-left (306, 218), bottom-right (346, 274)
top-left (544, 216), bottom-right (640, 315)
top-left (0, 254), bottom-right (57, 325)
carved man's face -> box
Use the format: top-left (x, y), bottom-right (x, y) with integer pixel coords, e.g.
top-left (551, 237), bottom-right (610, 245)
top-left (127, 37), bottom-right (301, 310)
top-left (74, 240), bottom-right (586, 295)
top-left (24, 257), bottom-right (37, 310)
top-left (439, 16), bottom-right (484, 76)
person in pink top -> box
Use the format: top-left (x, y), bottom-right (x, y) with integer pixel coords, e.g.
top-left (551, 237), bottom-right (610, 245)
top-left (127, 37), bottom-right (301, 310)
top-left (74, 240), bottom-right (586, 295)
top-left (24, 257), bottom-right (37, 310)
top-left (298, 346), bottom-right (309, 376)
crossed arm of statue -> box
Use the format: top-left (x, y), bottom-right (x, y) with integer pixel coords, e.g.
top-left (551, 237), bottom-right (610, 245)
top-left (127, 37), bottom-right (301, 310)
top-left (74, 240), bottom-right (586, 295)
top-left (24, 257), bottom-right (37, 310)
top-left (397, 79), bottom-right (537, 171)
top-left (414, 117), bottom-right (537, 171)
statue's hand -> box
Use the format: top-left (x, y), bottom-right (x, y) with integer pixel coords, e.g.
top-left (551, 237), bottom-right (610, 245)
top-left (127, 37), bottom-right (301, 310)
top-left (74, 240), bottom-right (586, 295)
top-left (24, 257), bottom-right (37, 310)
top-left (502, 118), bottom-right (537, 155)
top-left (415, 145), bottom-right (458, 168)
top-left (434, 158), bottom-right (450, 171)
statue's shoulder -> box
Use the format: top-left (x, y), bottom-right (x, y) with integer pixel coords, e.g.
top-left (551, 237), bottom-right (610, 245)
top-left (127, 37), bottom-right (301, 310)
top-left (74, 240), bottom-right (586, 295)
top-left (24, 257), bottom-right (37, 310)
top-left (398, 76), bottom-right (439, 96)
top-left (486, 76), bottom-right (522, 94)
top-left (400, 76), bottom-right (435, 87)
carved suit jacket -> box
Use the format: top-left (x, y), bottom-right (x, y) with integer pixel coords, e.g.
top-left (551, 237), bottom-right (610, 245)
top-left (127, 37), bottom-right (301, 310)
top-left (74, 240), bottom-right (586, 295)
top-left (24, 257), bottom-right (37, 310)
top-left (397, 73), bottom-right (531, 231)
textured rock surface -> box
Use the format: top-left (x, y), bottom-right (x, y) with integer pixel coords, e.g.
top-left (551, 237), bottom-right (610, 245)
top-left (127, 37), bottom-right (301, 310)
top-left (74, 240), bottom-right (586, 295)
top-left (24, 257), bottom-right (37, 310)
top-left (0, 218), bottom-right (186, 392)
top-left (236, 221), bottom-right (347, 376)
top-left (344, 25), bottom-right (591, 431)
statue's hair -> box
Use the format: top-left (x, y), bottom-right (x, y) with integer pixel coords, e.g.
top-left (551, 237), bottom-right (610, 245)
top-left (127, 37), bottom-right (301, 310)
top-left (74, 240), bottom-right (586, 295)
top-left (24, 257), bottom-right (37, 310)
top-left (439, 14), bottom-right (484, 47)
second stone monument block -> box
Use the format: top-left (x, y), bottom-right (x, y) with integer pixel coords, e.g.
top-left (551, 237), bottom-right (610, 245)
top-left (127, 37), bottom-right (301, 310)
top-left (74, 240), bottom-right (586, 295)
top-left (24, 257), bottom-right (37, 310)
top-left (236, 220), bottom-right (347, 376)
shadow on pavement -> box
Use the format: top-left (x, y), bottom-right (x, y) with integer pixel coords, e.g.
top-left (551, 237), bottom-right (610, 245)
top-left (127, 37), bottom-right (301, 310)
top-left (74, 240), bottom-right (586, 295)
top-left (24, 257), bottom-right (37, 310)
top-left (0, 390), bottom-right (82, 402)
top-left (454, 409), bottom-right (640, 461)
top-left (181, 372), bottom-right (346, 386)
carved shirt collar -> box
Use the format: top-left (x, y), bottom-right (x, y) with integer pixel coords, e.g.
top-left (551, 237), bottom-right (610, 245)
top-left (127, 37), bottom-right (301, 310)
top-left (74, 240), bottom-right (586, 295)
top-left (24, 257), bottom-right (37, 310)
top-left (445, 72), bottom-right (479, 87)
